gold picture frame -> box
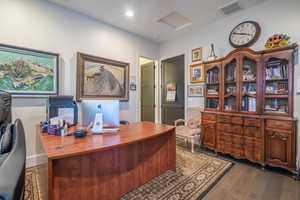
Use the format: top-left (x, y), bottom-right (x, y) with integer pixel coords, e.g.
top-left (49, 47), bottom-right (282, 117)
top-left (76, 52), bottom-right (129, 101)
top-left (192, 48), bottom-right (202, 62)
top-left (190, 64), bottom-right (205, 83)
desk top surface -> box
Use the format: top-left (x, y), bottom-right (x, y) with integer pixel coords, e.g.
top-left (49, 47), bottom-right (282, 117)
top-left (39, 122), bottom-right (175, 160)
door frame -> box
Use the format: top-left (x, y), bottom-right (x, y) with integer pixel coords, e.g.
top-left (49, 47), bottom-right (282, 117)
top-left (138, 56), bottom-right (159, 123)
top-left (160, 54), bottom-right (186, 124)
top-left (159, 53), bottom-right (187, 123)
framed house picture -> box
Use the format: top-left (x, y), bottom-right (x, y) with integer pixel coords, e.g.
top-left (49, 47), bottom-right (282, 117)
top-left (190, 63), bottom-right (205, 83)
top-left (0, 44), bottom-right (59, 96)
top-left (192, 48), bottom-right (202, 62)
top-left (188, 84), bottom-right (204, 97)
top-left (76, 52), bottom-right (129, 101)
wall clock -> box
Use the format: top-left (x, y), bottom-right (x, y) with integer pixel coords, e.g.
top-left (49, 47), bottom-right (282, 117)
top-left (229, 21), bottom-right (261, 48)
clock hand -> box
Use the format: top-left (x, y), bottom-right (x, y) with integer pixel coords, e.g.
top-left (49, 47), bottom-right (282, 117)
top-left (232, 32), bottom-right (253, 36)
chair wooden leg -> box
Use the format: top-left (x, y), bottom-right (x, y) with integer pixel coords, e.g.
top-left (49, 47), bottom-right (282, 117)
top-left (191, 138), bottom-right (195, 153)
top-left (184, 138), bottom-right (188, 148)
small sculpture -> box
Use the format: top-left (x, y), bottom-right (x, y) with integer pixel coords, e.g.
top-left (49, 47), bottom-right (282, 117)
top-left (265, 34), bottom-right (290, 50)
top-left (207, 44), bottom-right (218, 61)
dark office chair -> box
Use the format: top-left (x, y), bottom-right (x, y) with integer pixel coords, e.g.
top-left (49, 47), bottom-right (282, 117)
top-left (0, 90), bottom-right (26, 200)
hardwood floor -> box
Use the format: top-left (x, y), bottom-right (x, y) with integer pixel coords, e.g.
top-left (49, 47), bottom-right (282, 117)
top-left (32, 149), bottom-right (300, 200)
top-left (203, 153), bottom-right (300, 200)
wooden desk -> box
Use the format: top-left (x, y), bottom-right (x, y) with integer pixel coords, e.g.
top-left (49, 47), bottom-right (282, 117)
top-left (39, 122), bottom-right (176, 200)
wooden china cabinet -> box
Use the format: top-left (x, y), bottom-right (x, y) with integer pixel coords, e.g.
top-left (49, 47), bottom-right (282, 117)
top-left (202, 44), bottom-right (298, 174)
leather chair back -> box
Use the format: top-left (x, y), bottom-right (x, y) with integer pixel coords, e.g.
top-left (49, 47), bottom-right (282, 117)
top-left (0, 90), bottom-right (11, 124)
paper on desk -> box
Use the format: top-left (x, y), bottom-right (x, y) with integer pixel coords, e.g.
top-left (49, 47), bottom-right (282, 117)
top-left (58, 108), bottom-right (74, 124)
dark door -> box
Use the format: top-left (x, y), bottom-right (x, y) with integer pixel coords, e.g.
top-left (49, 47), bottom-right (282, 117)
top-left (161, 55), bottom-right (185, 125)
top-left (141, 62), bottom-right (155, 122)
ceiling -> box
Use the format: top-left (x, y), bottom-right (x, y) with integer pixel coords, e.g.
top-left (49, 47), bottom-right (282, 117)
top-left (48, 0), bottom-right (268, 43)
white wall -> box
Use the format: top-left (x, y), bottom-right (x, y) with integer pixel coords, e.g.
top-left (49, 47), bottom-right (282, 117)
top-left (160, 0), bottom-right (300, 167)
top-left (0, 0), bottom-right (159, 166)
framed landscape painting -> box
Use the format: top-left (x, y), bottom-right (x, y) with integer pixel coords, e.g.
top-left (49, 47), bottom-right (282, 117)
top-left (76, 52), bottom-right (129, 101)
top-left (190, 63), bottom-right (205, 83)
top-left (188, 84), bottom-right (204, 97)
top-left (0, 44), bottom-right (59, 96)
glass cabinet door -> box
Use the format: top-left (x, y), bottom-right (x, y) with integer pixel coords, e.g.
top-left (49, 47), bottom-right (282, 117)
top-left (240, 56), bottom-right (258, 113)
top-left (223, 58), bottom-right (237, 112)
top-left (264, 56), bottom-right (289, 115)
top-left (205, 65), bottom-right (220, 110)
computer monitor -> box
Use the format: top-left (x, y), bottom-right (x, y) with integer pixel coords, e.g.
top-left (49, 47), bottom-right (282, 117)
top-left (81, 100), bottom-right (120, 127)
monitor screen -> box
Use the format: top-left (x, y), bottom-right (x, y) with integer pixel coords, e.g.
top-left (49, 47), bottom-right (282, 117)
top-left (81, 100), bottom-right (120, 127)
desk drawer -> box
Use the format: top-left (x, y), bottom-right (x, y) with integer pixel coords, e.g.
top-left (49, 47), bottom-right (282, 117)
top-left (266, 120), bottom-right (293, 130)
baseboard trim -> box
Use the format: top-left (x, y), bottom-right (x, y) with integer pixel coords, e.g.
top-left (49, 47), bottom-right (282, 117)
top-left (26, 153), bottom-right (48, 168)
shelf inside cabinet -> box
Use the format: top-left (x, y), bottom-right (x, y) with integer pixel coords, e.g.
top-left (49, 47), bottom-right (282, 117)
top-left (207, 95), bottom-right (219, 98)
top-left (225, 81), bottom-right (236, 84)
top-left (266, 78), bottom-right (288, 82)
top-left (242, 92), bottom-right (256, 97)
top-left (206, 82), bottom-right (219, 85)
top-left (224, 93), bottom-right (237, 98)
top-left (265, 95), bottom-right (288, 98)
top-left (242, 80), bottom-right (256, 83)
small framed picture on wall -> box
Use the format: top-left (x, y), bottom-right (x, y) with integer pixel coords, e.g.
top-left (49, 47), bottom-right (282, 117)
top-left (188, 84), bottom-right (204, 97)
top-left (190, 63), bottom-right (205, 83)
top-left (192, 48), bottom-right (202, 62)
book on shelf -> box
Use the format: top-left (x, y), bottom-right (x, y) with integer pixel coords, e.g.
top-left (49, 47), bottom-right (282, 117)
top-left (241, 97), bottom-right (256, 112)
top-left (242, 83), bottom-right (256, 94)
top-left (207, 98), bottom-right (219, 109)
top-left (206, 70), bottom-right (219, 84)
top-left (266, 61), bottom-right (288, 80)
top-left (264, 98), bottom-right (288, 113)
top-left (265, 81), bottom-right (288, 94)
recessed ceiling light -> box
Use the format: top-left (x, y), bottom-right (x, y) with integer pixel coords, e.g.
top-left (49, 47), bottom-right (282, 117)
top-left (125, 10), bottom-right (134, 17)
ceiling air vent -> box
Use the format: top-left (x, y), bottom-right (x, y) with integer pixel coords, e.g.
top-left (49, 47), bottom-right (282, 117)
top-left (218, 0), bottom-right (241, 15)
top-left (158, 11), bottom-right (192, 31)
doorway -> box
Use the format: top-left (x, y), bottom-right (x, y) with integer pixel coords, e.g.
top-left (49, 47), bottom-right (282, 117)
top-left (161, 55), bottom-right (185, 125)
top-left (140, 57), bottom-right (156, 122)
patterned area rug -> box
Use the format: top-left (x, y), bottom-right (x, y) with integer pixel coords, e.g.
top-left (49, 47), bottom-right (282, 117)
top-left (24, 146), bottom-right (232, 200)
top-left (24, 168), bottom-right (41, 200)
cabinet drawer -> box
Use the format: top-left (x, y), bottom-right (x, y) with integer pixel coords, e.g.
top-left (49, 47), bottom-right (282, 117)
top-left (202, 113), bottom-right (217, 121)
top-left (232, 117), bottom-right (243, 125)
top-left (232, 125), bottom-right (243, 134)
top-left (244, 118), bottom-right (261, 127)
top-left (244, 137), bottom-right (255, 147)
top-left (232, 135), bottom-right (244, 145)
top-left (255, 140), bottom-right (262, 151)
top-left (244, 127), bottom-right (261, 138)
top-left (266, 120), bottom-right (293, 130)
top-left (219, 132), bottom-right (232, 143)
top-left (202, 122), bottom-right (215, 128)
top-left (217, 123), bottom-right (232, 132)
top-left (217, 115), bottom-right (231, 123)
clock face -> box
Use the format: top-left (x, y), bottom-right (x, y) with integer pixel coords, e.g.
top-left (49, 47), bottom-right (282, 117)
top-left (229, 21), bottom-right (261, 48)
